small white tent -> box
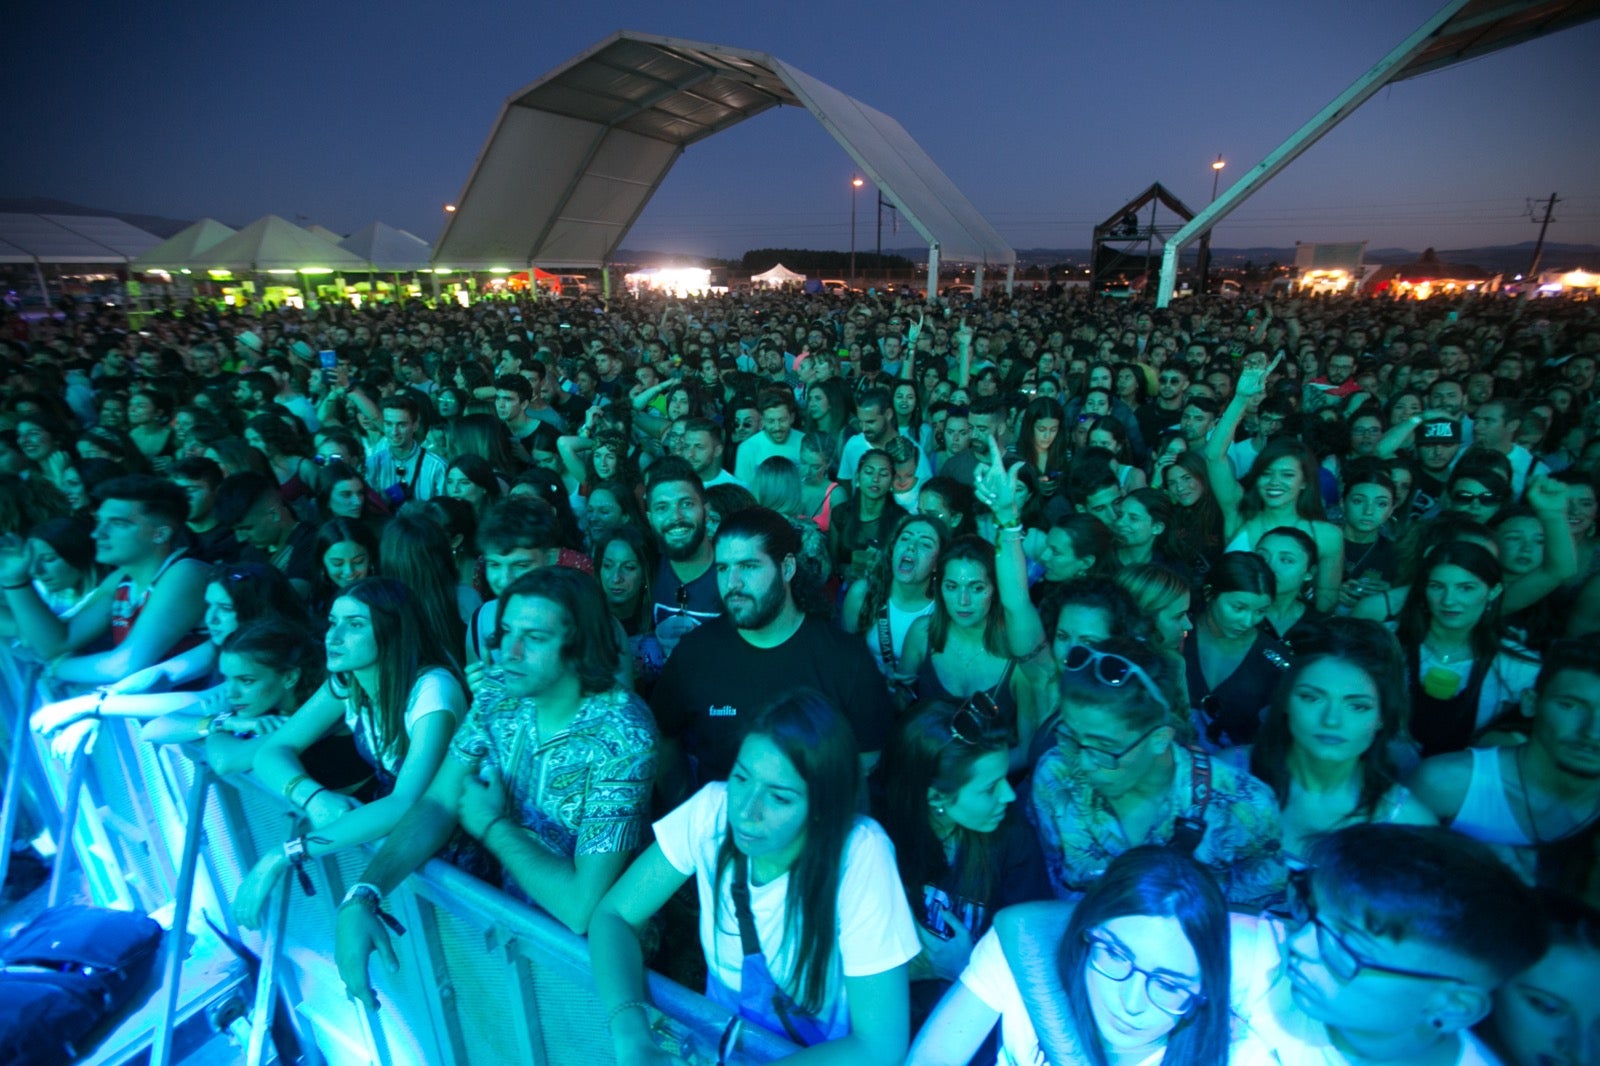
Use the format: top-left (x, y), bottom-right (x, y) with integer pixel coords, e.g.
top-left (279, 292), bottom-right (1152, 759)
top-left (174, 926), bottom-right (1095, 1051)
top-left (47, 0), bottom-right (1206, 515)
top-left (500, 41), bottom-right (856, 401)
top-left (752, 263), bottom-right (806, 287)
top-left (188, 215), bottom-right (367, 272)
top-left (132, 218), bottom-right (236, 271)
top-left (339, 222), bottom-right (433, 272)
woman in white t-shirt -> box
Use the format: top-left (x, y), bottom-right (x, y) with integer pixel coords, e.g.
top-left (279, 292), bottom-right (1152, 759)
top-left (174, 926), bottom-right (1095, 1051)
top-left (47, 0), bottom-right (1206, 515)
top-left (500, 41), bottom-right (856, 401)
top-left (232, 578), bottom-right (466, 928)
top-left (590, 690), bottom-right (919, 1062)
top-left (908, 846), bottom-right (1233, 1066)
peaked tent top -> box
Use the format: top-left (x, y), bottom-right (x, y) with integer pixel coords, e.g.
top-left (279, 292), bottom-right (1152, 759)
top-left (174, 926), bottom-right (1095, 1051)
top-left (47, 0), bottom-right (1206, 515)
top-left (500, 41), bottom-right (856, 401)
top-left (434, 31), bottom-right (1014, 270)
top-left (132, 218), bottom-right (237, 270)
top-left (189, 215), bottom-right (369, 272)
top-left (752, 262), bottom-right (806, 282)
top-left (339, 222), bottom-right (434, 271)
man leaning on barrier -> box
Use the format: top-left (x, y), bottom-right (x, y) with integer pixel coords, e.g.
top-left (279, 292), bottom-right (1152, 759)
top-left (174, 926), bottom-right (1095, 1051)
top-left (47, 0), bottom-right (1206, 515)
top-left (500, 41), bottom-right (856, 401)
top-left (334, 567), bottom-right (658, 1010)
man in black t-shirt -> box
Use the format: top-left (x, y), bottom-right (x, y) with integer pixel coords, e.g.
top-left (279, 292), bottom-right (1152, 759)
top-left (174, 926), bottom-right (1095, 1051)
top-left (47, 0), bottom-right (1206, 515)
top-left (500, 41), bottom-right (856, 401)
top-left (650, 507), bottom-right (892, 804)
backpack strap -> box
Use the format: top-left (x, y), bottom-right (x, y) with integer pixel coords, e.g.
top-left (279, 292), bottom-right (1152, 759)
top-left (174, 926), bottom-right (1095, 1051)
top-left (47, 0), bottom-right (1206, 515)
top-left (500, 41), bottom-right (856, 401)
top-left (1170, 748), bottom-right (1212, 856)
top-left (876, 606), bottom-right (896, 671)
top-left (730, 852), bottom-right (762, 958)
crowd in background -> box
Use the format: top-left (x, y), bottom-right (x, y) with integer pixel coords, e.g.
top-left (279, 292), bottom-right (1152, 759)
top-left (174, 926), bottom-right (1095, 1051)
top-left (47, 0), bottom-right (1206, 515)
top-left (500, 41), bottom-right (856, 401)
top-left (2, 283), bottom-right (1599, 1065)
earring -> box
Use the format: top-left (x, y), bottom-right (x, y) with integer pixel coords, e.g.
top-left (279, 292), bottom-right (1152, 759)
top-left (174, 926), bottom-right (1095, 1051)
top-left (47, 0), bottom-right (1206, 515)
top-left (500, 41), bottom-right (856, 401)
top-left (933, 805), bottom-right (946, 815)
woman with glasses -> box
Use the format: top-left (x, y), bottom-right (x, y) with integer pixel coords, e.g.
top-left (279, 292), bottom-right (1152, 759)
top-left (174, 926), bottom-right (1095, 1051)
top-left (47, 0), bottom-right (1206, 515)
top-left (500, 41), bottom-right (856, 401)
top-left (1246, 618), bottom-right (1436, 862)
top-left (908, 845), bottom-right (1236, 1066)
top-left (1028, 635), bottom-right (1285, 908)
top-left (591, 690), bottom-right (919, 1059)
top-left (1202, 356), bottom-right (1345, 611)
top-left (875, 698), bottom-right (1050, 1038)
top-left (1443, 466), bottom-right (1513, 528)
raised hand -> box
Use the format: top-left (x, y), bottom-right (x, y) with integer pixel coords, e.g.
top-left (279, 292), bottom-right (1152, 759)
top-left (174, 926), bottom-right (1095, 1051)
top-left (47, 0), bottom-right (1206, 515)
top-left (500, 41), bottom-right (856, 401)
top-left (0, 533), bottom-right (34, 587)
top-left (1236, 353), bottom-right (1283, 398)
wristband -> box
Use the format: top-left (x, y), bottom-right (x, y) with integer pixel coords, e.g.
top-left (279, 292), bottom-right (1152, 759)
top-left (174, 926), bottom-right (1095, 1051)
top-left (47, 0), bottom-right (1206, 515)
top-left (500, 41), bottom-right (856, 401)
top-left (283, 835), bottom-right (309, 866)
top-left (282, 773), bottom-right (311, 805)
top-left (341, 882), bottom-right (384, 909)
top-left (303, 786), bottom-right (329, 807)
top-left (197, 715), bottom-right (216, 738)
top-left (481, 814), bottom-right (510, 843)
top-left (93, 687), bottom-right (111, 718)
top-left (606, 1000), bottom-right (649, 1029)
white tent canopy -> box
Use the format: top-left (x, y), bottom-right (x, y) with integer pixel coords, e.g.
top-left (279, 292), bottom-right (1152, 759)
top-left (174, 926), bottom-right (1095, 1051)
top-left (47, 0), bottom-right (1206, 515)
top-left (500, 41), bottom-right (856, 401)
top-left (305, 223), bottom-right (345, 243)
top-left (752, 262), bottom-right (805, 285)
top-left (339, 222), bottom-right (433, 271)
top-left (132, 218), bottom-right (237, 271)
top-left (0, 213), bottom-right (163, 264)
top-left (188, 215), bottom-right (368, 272)
top-left (434, 31), bottom-right (1014, 274)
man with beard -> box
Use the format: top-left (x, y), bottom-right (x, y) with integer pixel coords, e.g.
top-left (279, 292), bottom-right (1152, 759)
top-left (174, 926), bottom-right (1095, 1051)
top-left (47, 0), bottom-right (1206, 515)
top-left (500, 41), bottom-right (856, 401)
top-left (646, 458), bottom-right (721, 660)
top-left (649, 507), bottom-right (892, 805)
top-left (1409, 638), bottom-right (1600, 896)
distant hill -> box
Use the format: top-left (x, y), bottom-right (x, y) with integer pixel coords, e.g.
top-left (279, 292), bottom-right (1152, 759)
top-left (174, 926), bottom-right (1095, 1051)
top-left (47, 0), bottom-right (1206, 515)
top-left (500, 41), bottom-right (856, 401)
top-left (0, 197), bottom-right (195, 239)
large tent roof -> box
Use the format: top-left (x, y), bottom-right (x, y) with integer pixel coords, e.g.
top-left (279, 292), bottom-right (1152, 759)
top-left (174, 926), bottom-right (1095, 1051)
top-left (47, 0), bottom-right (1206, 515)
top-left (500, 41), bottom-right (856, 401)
top-left (0, 213), bottom-right (163, 264)
top-left (340, 222), bottom-right (433, 271)
top-left (132, 218), bottom-right (237, 271)
top-left (190, 215), bottom-right (369, 272)
top-left (434, 31), bottom-right (1014, 270)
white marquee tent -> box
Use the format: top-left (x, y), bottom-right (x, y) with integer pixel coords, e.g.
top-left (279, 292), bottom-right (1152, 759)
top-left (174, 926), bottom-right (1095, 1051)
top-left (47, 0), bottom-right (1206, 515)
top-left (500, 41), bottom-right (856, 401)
top-left (132, 218), bottom-right (237, 271)
top-left (189, 215), bottom-right (368, 272)
top-left (339, 222), bottom-right (434, 272)
top-left (752, 263), bottom-right (805, 286)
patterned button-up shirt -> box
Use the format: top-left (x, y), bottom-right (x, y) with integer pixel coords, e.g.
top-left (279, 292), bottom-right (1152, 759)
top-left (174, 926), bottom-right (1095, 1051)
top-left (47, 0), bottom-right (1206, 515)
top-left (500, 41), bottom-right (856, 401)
top-left (451, 676), bottom-right (658, 861)
top-left (1028, 744), bottom-right (1286, 910)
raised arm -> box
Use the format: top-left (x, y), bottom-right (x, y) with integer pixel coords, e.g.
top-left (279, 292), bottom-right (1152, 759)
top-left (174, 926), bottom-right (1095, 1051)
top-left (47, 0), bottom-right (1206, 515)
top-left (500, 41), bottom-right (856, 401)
top-left (975, 436), bottom-right (1045, 659)
top-left (1204, 353), bottom-right (1281, 526)
top-left (1503, 478), bottom-right (1577, 613)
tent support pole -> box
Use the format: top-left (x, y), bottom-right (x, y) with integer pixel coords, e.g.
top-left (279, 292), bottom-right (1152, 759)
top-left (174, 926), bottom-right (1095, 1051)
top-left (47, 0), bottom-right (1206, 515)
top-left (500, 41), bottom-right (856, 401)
top-left (1005, 263), bottom-right (1015, 296)
top-left (602, 267), bottom-right (611, 299)
top-left (34, 259), bottom-right (49, 308)
top-left (925, 245), bottom-right (939, 304)
top-left (974, 264), bottom-right (984, 297)
top-left (1155, 0), bottom-right (1468, 307)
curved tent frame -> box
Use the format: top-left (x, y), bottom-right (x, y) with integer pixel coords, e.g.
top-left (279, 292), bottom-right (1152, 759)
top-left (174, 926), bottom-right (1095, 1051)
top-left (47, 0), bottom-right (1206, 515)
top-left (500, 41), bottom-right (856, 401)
top-left (1155, 0), bottom-right (1600, 307)
top-left (433, 31), bottom-right (1014, 293)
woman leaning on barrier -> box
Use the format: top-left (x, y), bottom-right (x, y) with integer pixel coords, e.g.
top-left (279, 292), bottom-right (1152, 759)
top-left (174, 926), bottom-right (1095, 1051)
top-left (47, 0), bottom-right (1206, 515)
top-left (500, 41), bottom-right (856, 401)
top-left (231, 577), bottom-right (467, 929)
top-left (589, 690), bottom-right (919, 1064)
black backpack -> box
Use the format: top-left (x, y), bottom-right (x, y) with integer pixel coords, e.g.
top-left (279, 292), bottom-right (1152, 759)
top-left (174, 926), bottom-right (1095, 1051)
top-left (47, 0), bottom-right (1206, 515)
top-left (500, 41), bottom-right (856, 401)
top-left (0, 904), bottom-right (164, 1065)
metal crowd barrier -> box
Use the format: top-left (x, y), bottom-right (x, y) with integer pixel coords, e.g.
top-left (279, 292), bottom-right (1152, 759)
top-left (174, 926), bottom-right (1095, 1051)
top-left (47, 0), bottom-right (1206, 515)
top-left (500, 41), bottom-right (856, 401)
top-left (1, 645), bottom-right (796, 1065)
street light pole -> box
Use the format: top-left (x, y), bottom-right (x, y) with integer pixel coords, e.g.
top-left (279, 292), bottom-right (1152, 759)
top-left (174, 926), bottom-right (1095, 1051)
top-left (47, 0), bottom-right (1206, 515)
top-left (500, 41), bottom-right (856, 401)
top-left (1198, 155), bottom-right (1225, 295)
top-left (850, 176), bottom-right (864, 290)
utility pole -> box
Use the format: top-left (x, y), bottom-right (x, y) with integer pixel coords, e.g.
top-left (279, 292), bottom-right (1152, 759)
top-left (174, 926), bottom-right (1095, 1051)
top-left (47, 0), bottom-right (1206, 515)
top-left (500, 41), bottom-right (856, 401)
top-left (1518, 193), bottom-right (1559, 307)
top-left (1526, 193), bottom-right (1559, 280)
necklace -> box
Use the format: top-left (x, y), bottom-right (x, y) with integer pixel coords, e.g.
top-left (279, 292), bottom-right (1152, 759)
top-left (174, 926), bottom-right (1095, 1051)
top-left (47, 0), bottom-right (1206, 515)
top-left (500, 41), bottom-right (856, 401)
top-left (1517, 744), bottom-right (1600, 846)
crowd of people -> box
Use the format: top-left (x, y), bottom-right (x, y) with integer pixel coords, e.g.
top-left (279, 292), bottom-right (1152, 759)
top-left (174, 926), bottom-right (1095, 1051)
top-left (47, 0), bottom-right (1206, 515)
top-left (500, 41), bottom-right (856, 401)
top-left (3, 281), bottom-right (1599, 1065)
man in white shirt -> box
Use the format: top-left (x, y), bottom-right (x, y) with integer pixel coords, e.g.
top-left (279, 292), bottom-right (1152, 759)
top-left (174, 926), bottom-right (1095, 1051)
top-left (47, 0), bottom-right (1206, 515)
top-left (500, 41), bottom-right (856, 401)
top-left (366, 394), bottom-right (447, 502)
top-left (679, 418), bottom-right (744, 489)
top-left (734, 390), bottom-right (804, 484)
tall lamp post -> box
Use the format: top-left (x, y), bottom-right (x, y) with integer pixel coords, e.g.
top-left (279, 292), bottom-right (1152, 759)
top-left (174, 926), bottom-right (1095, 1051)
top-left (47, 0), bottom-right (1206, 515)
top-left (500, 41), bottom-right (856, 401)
top-left (850, 176), bottom-right (864, 290)
top-left (1197, 155), bottom-right (1225, 295)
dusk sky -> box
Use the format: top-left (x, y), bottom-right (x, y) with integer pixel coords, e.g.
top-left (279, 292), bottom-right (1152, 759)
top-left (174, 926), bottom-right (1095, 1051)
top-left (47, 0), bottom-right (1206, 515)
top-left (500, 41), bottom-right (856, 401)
top-left (6, 1), bottom-right (1597, 257)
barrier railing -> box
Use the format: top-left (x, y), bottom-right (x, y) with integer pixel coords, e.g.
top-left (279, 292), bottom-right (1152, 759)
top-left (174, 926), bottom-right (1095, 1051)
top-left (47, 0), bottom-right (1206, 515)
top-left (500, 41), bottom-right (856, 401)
top-left (3, 649), bottom-right (796, 1066)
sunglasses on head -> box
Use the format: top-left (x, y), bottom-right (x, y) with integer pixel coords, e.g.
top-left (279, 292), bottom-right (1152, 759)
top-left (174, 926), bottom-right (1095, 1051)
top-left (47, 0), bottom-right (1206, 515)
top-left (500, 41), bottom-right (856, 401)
top-left (950, 691), bottom-right (1001, 745)
top-left (1061, 644), bottom-right (1170, 713)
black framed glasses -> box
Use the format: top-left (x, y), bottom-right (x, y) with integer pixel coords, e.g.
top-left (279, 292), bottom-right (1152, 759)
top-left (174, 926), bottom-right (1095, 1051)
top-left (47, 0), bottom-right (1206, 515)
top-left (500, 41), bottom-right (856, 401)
top-left (950, 691), bottom-right (1000, 745)
top-left (1083, 932), bottom-right (1205, 1016)
top-left (1287, 870), bottom-right (1475, 986)
top-left (1062, 644), bottom-right (1171, 713)
top-left (1058, 721), bottom-right (1163, 770)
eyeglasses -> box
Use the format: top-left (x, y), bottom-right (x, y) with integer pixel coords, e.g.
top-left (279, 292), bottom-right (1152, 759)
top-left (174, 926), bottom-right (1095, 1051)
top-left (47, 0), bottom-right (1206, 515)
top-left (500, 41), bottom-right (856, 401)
top-left (1287, 870), bottom-right (1475, 986)
top-left (1062, 644), bottom-right (1170, 713)
top-left (1083, 933), bottom-right (1205, 1016)
top-left (1450, 490), bottom-right (1500, 507)
top-left (1058, 721), bottom-right (1163, 770)
top-left (950, 691), bottom-right (1000, 745)
top-left (1159, 376), bottom-right (1184, 384)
